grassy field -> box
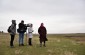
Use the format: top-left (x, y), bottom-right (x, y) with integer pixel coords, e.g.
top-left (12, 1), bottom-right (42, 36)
top-left (0, 33), bottom-right (85, 55)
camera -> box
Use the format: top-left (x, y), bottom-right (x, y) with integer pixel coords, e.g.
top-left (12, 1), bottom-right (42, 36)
top-left (25, 23), bottom-right (32, 27)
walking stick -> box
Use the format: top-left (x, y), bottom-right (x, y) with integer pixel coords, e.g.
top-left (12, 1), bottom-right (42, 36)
top-left (26, 29), bottom-right (28, 45)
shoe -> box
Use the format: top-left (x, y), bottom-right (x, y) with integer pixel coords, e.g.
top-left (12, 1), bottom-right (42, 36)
top-left (10, 46), bottom-right (14, 48)
top-left (29, 44), bottom-right (33, 46)
top-left (21, 44), bottom-right (24, 46)
top-left (43, 45), bottom-right (46, 47)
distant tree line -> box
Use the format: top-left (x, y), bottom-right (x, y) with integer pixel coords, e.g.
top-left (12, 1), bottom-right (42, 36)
top-left (0, 31), bottom-right (4, 33)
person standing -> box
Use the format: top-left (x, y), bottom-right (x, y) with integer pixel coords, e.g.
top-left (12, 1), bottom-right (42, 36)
top-left (27, 24), bottom-right (33, 46)
top-left (9, 20), bottom-right (16, 48)
top-left (38, 23), bottom-right (47, 47)
top-left (18, 20), bottom-right (27, 46)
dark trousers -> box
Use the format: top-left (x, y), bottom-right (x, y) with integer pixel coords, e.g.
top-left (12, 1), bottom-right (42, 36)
top-left (29, 38), bottom-right (32, 45)
top-left (40, 40), bottom-right (46, 46)
top-left (10, 34), bottom-right (15, 46)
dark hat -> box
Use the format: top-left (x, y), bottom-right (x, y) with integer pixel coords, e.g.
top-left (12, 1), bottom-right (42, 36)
top-left (12, 20), bottom-right (16, 23)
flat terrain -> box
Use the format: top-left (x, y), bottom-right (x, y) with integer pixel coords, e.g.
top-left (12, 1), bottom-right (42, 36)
top-left (0, 33), bottom-right (85, 55)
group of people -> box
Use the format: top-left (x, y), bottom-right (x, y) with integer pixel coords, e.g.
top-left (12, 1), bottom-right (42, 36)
top-left (8, 20), bottom-right (47, 48)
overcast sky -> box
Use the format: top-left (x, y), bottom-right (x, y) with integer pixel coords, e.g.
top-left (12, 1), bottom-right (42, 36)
top-left (0, 0), bottom-right (85, 34)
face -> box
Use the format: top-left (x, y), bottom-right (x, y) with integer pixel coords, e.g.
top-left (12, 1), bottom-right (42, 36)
top-left (41, 23), bottom-right (44, 26)
top-left (30, 24), bottom-right (33, 27)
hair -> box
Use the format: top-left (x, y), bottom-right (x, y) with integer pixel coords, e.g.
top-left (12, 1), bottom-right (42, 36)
top-left (21, 20), bottom-right (24, 23)
top-left (41, 23), bottom-right (44, 26)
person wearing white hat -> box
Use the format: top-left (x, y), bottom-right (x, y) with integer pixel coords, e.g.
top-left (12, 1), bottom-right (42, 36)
top-left (27, 24), bottom-right (33, 46)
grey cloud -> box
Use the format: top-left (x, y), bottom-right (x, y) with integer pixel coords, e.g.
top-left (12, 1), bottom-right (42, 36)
top-left (0, 0), bottom-right (85, 33)
top-left (0, 0), bottom-right (85, 16)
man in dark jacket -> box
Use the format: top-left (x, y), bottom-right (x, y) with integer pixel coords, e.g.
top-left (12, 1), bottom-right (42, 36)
top-left (38, 23), bottom-right (47, 47)
top-left (18, 20), bottom-right (27, 46)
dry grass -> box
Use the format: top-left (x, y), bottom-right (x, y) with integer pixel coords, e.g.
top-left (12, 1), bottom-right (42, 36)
top-left (0, 33), bottom-right (85, 55)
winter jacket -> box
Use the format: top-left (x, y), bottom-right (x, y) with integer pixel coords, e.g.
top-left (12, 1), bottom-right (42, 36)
top-left (10, 24), bottom-right (16, 35)
top-left (18, 23), bottom-right (27, 33)
top-left (28, 27), bottom-right (33, 38)
top-left (38, 26), bottom-right (47, 41)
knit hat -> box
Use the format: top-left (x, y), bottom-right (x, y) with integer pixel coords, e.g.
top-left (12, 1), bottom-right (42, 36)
top-left (12, 20), bottom-right (16, 24)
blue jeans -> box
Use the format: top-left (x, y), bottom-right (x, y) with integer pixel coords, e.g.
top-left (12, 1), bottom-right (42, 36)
top-left (19, 33), bottom-right (24, 44)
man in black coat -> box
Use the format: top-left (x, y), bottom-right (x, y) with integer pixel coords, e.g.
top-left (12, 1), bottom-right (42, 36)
top-left (18, 20), bottom-right (27, 46)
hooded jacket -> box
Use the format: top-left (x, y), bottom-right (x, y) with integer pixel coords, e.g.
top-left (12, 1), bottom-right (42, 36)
top-left (10, 20), bottom-right (16, 35)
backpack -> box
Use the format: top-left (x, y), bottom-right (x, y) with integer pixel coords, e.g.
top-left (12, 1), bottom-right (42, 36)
top-left (7, 26), bottom-right (11, 33)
